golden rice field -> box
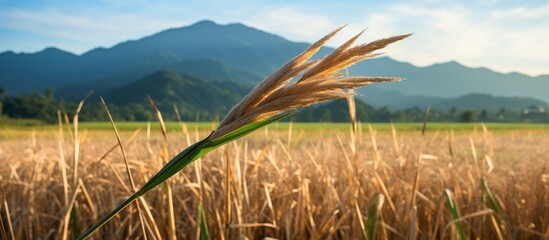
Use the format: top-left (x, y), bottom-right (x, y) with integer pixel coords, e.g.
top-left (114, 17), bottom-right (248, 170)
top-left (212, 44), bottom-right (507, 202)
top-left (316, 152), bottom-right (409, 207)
top-left (1, 123), bottom-right (548, 239)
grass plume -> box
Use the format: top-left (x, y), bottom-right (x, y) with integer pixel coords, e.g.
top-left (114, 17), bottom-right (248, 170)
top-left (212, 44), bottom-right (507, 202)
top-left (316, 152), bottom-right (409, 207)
top-left (213, 28), bottom-right (410, 139)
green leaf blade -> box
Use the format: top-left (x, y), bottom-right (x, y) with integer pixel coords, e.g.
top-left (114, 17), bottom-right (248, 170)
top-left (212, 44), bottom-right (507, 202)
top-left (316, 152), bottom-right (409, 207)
top-left (199, 203), bottom-right (210, 240)
top-left (444, 189), bottom-right (465, 240)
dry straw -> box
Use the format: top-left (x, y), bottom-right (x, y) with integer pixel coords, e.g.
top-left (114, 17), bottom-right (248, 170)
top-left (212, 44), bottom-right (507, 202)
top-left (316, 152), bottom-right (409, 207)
top-left (77, 26), bottom-right (410, 239)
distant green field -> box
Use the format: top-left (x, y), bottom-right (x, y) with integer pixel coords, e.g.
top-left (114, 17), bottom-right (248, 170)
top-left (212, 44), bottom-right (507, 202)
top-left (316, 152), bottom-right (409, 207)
top-left (2, 120), bottom-right (549, 132)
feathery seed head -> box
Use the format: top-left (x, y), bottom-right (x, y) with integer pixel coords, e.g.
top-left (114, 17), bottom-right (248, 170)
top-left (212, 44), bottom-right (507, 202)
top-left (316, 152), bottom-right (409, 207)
top-left (211, 27), bottom-right (411, 140)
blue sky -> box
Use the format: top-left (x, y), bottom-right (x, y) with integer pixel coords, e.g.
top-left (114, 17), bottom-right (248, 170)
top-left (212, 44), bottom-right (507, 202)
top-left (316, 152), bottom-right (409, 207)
top-left (1, 0), bottom-right (548, 76)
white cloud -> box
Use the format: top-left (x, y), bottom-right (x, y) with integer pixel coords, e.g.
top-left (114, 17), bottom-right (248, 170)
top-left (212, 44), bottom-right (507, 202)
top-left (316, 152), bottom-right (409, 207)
top-left (476, 0), bottom-right (500, 5)
top-left (348, 2), bottom-right (549, 76)
top-left (242, 6), bottom-right (337, 43)
top-left (0, 9), bottom-right (115, 34)
top-left (0, 8), bottom-right (188, 52)
top-left (237, 2), bottom-right (549, 75)
top-left (491, 2), bottom-right (549, 19)
top-left (240, 5), bottom-right (405, 52)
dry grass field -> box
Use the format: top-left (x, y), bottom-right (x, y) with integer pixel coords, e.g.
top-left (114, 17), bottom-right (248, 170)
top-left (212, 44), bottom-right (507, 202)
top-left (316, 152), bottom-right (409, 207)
top-left (4, 25), bottom-right (548, 240)
top-left (1, 122), bottom-right (548, 239)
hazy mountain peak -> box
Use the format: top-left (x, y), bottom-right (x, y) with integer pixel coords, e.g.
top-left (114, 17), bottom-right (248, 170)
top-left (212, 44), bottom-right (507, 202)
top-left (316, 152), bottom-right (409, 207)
top-left (162, 19), bottom-right (224, 34)
top-left (41, 47), bottom-right (62, 52)
top-left (431, 60), bottom-right (464, 68)
top-left (0, 47), bottom-right (75, 56)
top-left (0, 50), bottom-right (15, 56)
top-left (39, 47), bottom-right (77, 57)
top-left (191, 19), bottom-right (219, 26)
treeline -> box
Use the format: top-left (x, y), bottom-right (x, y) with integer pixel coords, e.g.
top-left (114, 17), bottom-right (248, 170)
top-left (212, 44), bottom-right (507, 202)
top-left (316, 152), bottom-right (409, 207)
top-left (1, 89), bottom-right (548, 124)
top-left (294, 99), bottom-right (549, 123)
top-left (0, 88), bottom-right (225, 123)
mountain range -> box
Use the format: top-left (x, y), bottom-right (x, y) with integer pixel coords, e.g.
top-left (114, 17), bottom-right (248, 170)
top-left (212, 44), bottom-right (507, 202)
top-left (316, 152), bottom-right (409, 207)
top-left (1, 19), bottom-right (548, 112)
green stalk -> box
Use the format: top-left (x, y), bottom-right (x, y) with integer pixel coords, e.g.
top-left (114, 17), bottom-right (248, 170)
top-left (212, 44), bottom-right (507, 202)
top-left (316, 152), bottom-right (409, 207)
top-left (199, 203), bottom-right (210, 240)
top-left (77, 113), bottom-right (293, 239)
top-left (444, 189), bottom-right (465, 240)
top-left (481, 179), bottom-right (503, 223)
top-left (77, 193), bottom-right (140, 240)
top-left (365, 193), bottom-right (384, 240)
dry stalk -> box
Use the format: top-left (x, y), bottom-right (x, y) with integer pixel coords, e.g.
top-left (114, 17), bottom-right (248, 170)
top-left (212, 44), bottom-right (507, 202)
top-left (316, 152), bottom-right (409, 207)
top-left (100, 97), bottom-right (147, 239)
